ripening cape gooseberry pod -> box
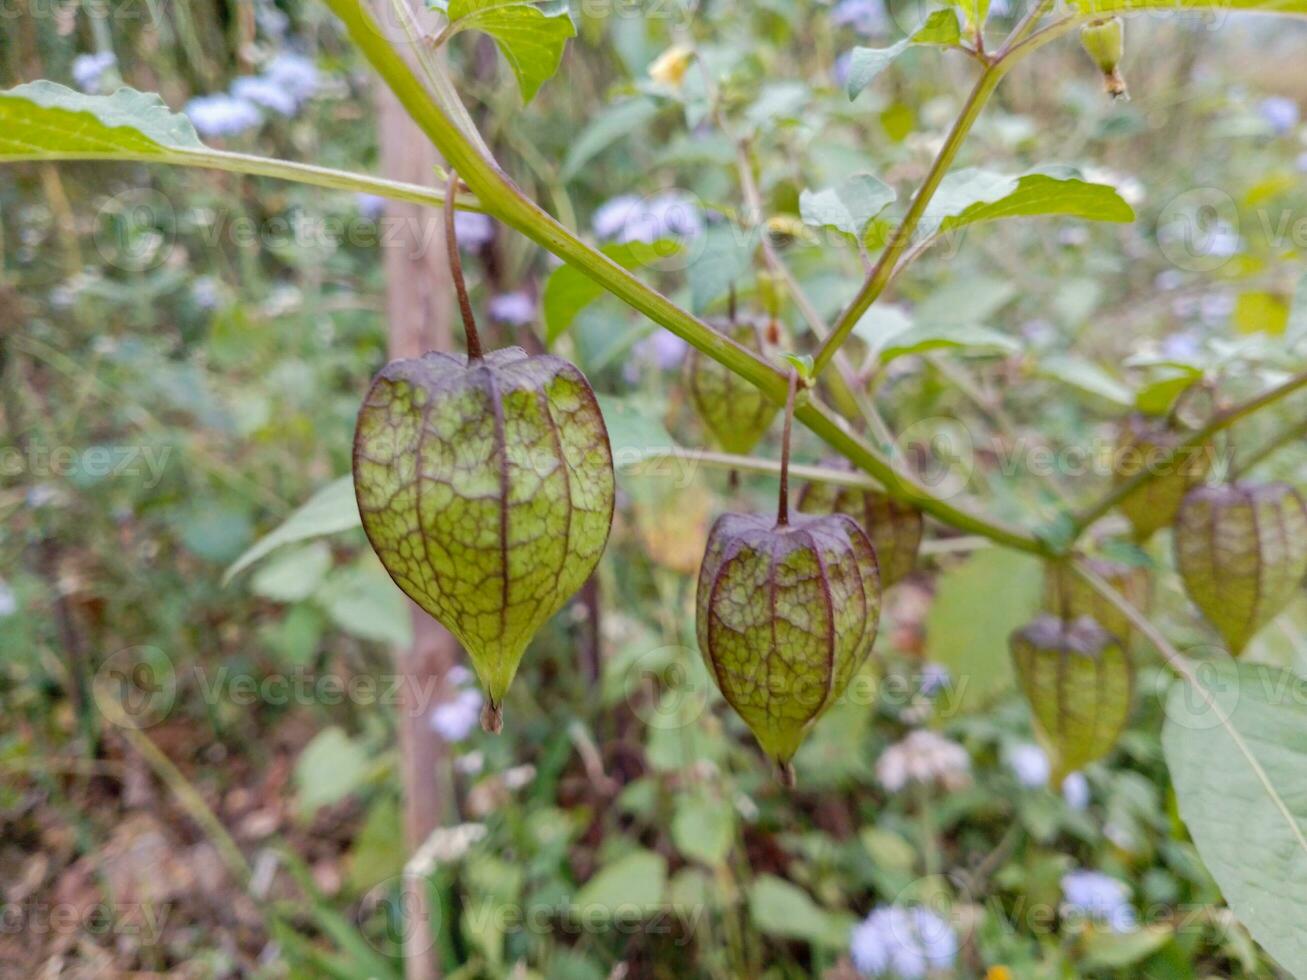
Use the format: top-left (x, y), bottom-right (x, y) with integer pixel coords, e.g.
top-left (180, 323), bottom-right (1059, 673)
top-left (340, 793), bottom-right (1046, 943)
top-left (797, 471), bottom-right (923, 587)
top-left (1173, 482), bottom-right (1307, 656)
top-left (685, 316), bottom-right (781, 455)
top-left (1010, 615), bottom-right (1133, 781)
top-left (1112, 414), bottom-right (1212, 542)
top-left (696, 374), bottom-right (882, 783)
top-left (352, 174), bottom-right (615, 730)
top-left (1044, 557), bottom-right (1149, 650)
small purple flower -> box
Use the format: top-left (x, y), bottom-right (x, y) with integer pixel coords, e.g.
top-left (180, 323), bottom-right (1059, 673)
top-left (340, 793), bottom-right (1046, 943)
top-left (592, 193), bottom-right (703, 245)
top-left (832, 0), bottom-right (888, 36)
top-left (1297, 152), bottom-right (1307, 174)
top-left (1062, 772), bottom-right (1090, 810)
top-left (850, 906), bottom-right (957, 978)
top-left (453, 211), bottom-right (494, 249)
top-left (1259, 96), bottom-right (1300, 135)
top-left (632, 331), bottom-right (689, 371)
top-left (231, 75), bottom-right (299, 116)
top-left (185, 94), bottom-right (262, 138)
top-left (430, 666), bottom-right (484, 742)
top-left (1062, 871), bottom-right (1136, 933)
top-left (1005, 742), bottom-right (1050, 788)
top-left (1160, 331), bottom-right (1201, 362)
top-left (488, 291), bottom-right (536, 325)
top-left (355, 193), bottom-right (386, 220)
top-left (72, 51), bottom-right (117, 93)
top-left (833, 51), bottom-right (853, 89)
top-left (263, 51), bottom-right (321, 102)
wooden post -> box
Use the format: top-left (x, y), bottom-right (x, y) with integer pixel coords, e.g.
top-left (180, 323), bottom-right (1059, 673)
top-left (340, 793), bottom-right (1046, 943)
top-left (374, 8), bottom-right (459, 977)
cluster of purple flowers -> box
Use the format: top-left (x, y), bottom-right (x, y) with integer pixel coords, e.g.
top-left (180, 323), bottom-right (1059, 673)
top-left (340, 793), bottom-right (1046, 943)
top-left (184, 52), bottom-right (321, 139)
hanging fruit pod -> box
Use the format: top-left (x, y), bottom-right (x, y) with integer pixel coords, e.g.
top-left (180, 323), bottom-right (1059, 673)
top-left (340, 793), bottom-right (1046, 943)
top-left (352, 174), bottom-right (615, 730)
top-left (797, 467), bottom-right (923, 587)
top-left (1174, 482), bottom-right (1307, 656)
top-left (1010, 615), bottom-right (1133, 780)
top-left (1079, 17), bottom-right (1129, 100)
top-left (696, 374), bottom-right (882, 784)
top-left (684, 315), bottom-right (782, 455)
top-left (1044, 557), bottom-right (1149, 649)
top-left (1112, 414), bottom-right (1212, 542)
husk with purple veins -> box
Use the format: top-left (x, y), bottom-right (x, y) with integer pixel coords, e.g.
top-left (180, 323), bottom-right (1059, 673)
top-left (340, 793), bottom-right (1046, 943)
top-left (1011, 614), bottom-right (1133, 781)
top-left (1112, 414), bottom-right (1212, 541)
top-left (1174, 482), bottom-right (1307, 656)
top-left (696, 373), bottom-right (882, 784)
top-left (798, 469), bottom-right (923, 587)
top-left (352, 174), bottom-right (615, 728)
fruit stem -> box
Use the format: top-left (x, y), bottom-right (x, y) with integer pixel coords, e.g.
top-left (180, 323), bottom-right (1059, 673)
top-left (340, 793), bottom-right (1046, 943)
top-left (778, 761), bottom-right (797, 789)
top-left (444, 169), bottom-right (484, 362)
top-left (776, 369), bottom-right (799, 528)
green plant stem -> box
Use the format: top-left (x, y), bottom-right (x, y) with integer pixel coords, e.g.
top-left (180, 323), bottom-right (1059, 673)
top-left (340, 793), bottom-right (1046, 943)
top-left (319, 0), bottom-right (1054, 557)
top-left (627, 449), bottom-right (882, 490)
top-left (813, 63), bottom-right (1008, 377)
top-left (1070, 370), bottom-right (1307, 537)
top-left (15, 146), bottom-right (484, 212)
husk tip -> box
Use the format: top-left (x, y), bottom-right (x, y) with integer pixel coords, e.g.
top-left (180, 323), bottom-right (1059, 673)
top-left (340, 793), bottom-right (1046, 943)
top-left (480, 700), bottom-right (503, 734)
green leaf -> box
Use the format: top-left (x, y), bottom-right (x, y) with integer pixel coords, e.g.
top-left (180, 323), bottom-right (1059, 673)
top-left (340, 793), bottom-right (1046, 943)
top-left (543, 240), bottom-right (680, 343)
top-left (689, 224), bottom-right (755, 314)
top-left (925, 549), bottom-right (1045, 712)
top-left (951, 0), bottom-right (990, 28)
top-left (879, 322), bottom-right (1021, 363)
top-left (921, 166), bottom-right (1136, 237)
top-left (1163, 661), bottom-right (1307, 976)
top-left (250, 541), bottom-right (334, 602)
top-left (799, 174), bottom-right (897, 242)
top-left (224, 476), bottom-right (360, 585)
top-left (572, 849), bottom-right (667, 914)
top-left (1082, 925), bottom-right (1174, 969)
top-left (596, 393), bottom-right (681, 469)
top-left (1135, 366), bottom-right (1202, 415)
top-left (672, 795), bottom-right (735, 867)
top-left (1073, 0), bottom-right (1307, 14)
top-left (845, 10), bottom-right (961, 99)
top-left (0, 82), bottom-right (466, 211)
top-left (748, 876), bottom-right (856, 948)
top-left (913, 276), bottom-right (1017, 326)
top-left (0, 80), bottom-right (202, 158)
top-left (561, 97), bottom-right (658, 180)
top-left (446, 0), bottom-right (576, 103)
top-left (314, 563), bottom-right (413, 648)
top-left (295, 726), bottom-right (371, 815)
top-left (1039, 354), bottom-right (1135, 407)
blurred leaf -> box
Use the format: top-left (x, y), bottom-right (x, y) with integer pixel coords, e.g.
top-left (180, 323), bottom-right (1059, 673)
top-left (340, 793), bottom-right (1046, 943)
top-left (250, 542), bottom-right (334, 603)
top-left (925, 549), bottom-right (1044, 711)
top-left (799, 174), bottom-right (896, 241)
top-left (690, 224), bottom-right (755, 314)
top-left (561, 97), bottom-right (658, 179)
top-left (952, 0), bottom-right (990, 27)
top-left (595, 393), bottom-right (679, 469)
top-left (745, 81), bottom-right (811, 130)
top-left (1232, 290), bottom-right (1289, 335)
top-left (296, 726), bottom-right (371, 815)
top-left (446, 0), bottom-right (575, 103)
top-left (672, 795), bottom-right (735, 867)
top-left (1073, 0), bottom-right (1307, 14)
top-left (1135, 367), bottom-right (1202, 416)
top-left (543, 240), bottom-right (680, 343)
top-left (177, 506), bottom-right (253, 564)
top-left (346, 795), bottom-right (404, 893)
top-left (1288, 272), bottom-right (1307, 347)
top-left (914, 276), bottom-right (1016, 326)
top-left (224, 477), bottom-right (360, 584)
top-left (880, 322), bottom-right (1020, 363)
top-left (748, 876), bottom-right (855, 947)
top-left (1039, 354), bottom-right (1134, 407)
top-left (1163, 661), bottom-right (1307, 977)
top-left (922, 167), bottom-right (1135, 237)
top-left (1082, 925), bottom-right (1175, 969)
top-left (572, 849), bottom-right (667, 914)
top-left (314, 563), bottom-right (413, 647)
top-left (0, 81), bottom-right (202, 159)
top-left (845, 11), bottom-right (962, 99)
